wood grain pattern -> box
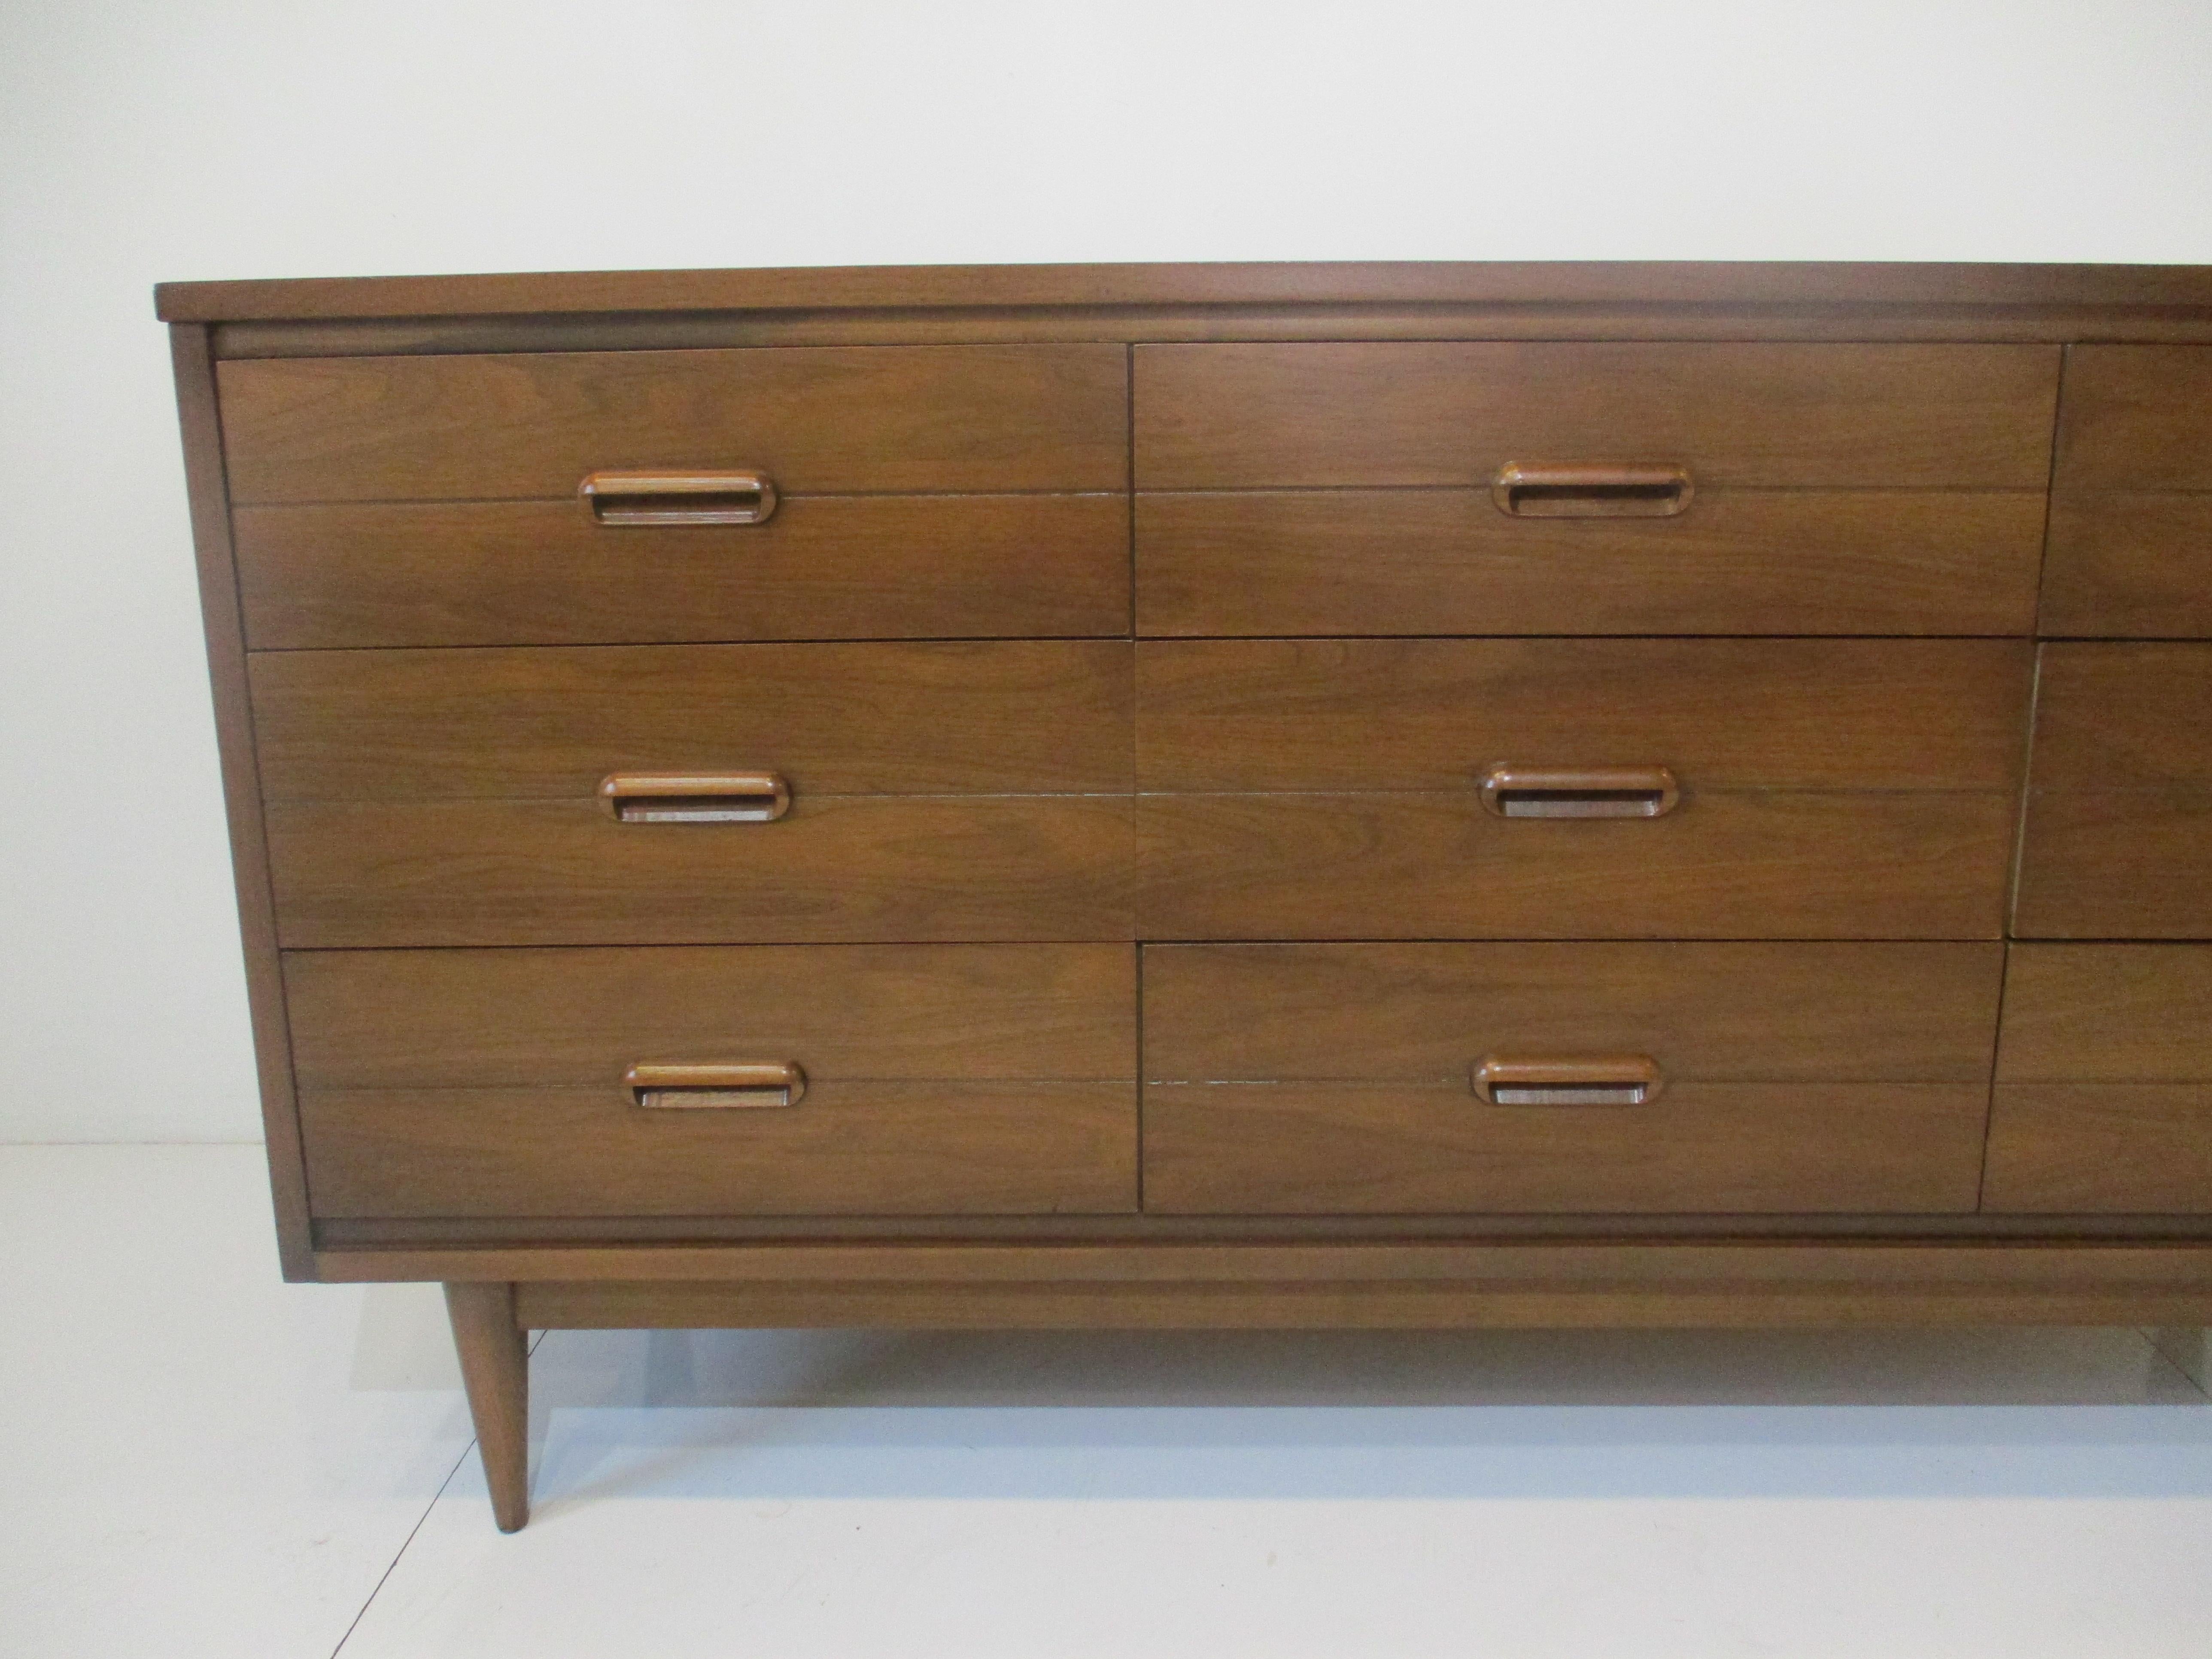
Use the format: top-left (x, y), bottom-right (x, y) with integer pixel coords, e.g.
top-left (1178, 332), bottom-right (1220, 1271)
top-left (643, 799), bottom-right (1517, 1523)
top-left (1142, 1082), bottom-right (1989, 1215)
top-left (303, 1082), bottom-right (1137, 1218)
top-left (1137, 488), bottom-right (2046, 637)
top-left (169, 325), bottom-right (317, 1281)
top-left (1984, 1087), bottom-right (2212, 1212)
top-left (2045, 347), bottom-right (2212, 638)
top-left (1997, 945), bottom-right (2212, 1082)
top-left (1134, 343), bottom-right (2060, 489)
top-left (2015, 644), bottom-right (2212, 938)
top-left (153, 259), bottom-right (2212, 325)
top-left (2015, 795), bottom-right (2212, 938)
top-left (236, 494), bottom-right (1131, 649)
top-left (1136, 639), bottom-right (2030, 792)
top-left (1988, 943), bottom-right (2212, 1212)
top-left (286, 944), bottom-right (1135, 1090)
top-left (2022, 644), bottom-right (2212, 787)
top-left (2039, 494), bottom-right (2212, 638)
top-left (1139, 792), bottom-right (2014, 941)
top-left (1145, 944), bottom-right (2004, 1084)
top-left (269, 795), bottom-right (1134, 947)
top-left (251, 641), bottom-right (1133, 801)
top-left (218, 344), bottom-right (1129, 503)
top-left (2054, 345), bottom-right (2212, 490)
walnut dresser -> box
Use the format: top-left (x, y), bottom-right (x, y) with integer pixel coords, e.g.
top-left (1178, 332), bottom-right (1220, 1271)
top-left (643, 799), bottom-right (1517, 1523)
top-left (158, 263), bottom-right (2212, 1529)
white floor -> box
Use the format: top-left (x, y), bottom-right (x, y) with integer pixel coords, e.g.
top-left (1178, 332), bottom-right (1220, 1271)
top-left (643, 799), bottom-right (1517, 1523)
top-left (7, 1146), bottom-right (2212, 1656)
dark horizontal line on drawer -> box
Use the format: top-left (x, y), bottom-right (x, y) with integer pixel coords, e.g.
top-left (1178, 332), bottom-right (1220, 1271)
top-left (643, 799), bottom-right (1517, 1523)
top-left (217, 483), bottom-right (2083, 512)
top-left (242, 632), bottom-right (2038, 653)
top-left (263, 801), bottom-right (1141, 814)
top-left (1132, 787), bottom-right (2015, 799)
top-left (245, 632), bottom-right (1139, 655)
top-left (1138, 484), bottom-right (2051, 498)
top-left (306, 1077), bottom-right (1136, 1091)
top-left (230, 487), bottom-right (1129, 510)
top-left (1133, 632), bottom-right (2034, 641)
top-left (2054, 486), bottom-right (2212, 497)
top-left (282, 933), bottom-right (2017, 953)
top-left (1992, 1076), bottom-right (2212, 1087)
top-left (1136, 634), bottom-right (2040, 644)
top-left (1133, 934), bottom-right (2007, 948)
top-left (201, 315), bottom-right (2212, 364)
top-left (2025, 786), bottom-right (2212, 795)
top-left (309, 1213), bottom-right (2212, 1248)
top-left (1143, 1075), bottom-right (1990, 1087)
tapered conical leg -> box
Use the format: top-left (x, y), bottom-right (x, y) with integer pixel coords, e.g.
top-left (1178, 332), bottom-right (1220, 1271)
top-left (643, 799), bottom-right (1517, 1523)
top-left (445, 1281), bottom-right (530, 1531)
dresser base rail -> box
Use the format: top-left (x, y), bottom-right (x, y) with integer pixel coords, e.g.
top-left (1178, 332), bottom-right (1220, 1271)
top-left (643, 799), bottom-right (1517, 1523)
top-left (397, 1240), bottom-right (2212, 1320)
top-left (510, 1275), bottom-right (2212, 1333)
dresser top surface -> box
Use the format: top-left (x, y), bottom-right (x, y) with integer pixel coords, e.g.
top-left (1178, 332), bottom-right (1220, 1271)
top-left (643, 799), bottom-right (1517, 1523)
top-left (155, 260), bottom-right (2212, 326)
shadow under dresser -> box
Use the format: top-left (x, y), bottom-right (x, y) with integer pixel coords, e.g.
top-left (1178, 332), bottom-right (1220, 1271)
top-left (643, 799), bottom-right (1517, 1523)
top-left (158, 262), bottom-right (2212, 1528)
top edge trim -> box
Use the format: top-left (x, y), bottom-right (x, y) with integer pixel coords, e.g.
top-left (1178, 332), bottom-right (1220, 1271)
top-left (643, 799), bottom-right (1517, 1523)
top-left (155, 261), bottom-right (2212, 324)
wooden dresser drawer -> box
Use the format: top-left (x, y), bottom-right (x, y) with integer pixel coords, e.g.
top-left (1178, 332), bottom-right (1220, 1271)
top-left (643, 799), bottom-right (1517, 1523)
top-left (256, 641), bottom-right (1135, 947)
top-left (1134, 342), bottom-right (2056, 635)
top-left (2042, 346), bottom-right (2212, 637)
top-left (219, 344), bottom-right (1130, 502)
top-left (2014, 644), bottom-right (2212, 938)
top-left (1142, 943), bottom-right (2000, 1214)
top-left (1986, 945), bottom-right (2212, 1212)
top-left (1136, 343), bottom-right (2059, 488)
top-left (2042, 496), bottom-right (2212, 640)
top-left (235, 495), bottom-right (1131, 649)
top-left (287, 943), bottom-right (1136, 1218)
top-left (222, 343), bottom-right (1131, 649)
top-left (1137, 489), bottom-right (2043, 638)
top-left (1138, 639), bottom-right (2027, 940)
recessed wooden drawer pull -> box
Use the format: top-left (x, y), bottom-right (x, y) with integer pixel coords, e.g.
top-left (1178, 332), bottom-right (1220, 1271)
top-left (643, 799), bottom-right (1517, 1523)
top-left (1473, 1054), bottom-right (1663, 1106)
top-left (1477, 764), bottom-right (1680, 819)
top-left (625, 1061), bottom-right (807, 1109)
top-left (1492, 463), bottom-right (1693, 518)
top-left (579, 469), bottom-right (779, 526)
top-left (599, 771), bottom-right (791, 823)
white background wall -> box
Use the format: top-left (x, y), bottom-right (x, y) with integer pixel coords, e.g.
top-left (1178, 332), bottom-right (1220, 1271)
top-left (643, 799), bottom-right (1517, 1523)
top-left (3, 0), bottom-right (2210, 1142)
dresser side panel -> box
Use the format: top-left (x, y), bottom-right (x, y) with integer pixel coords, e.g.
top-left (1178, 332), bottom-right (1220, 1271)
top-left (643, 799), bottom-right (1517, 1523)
top-left (171, 323), bottom-right (315, 1279)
